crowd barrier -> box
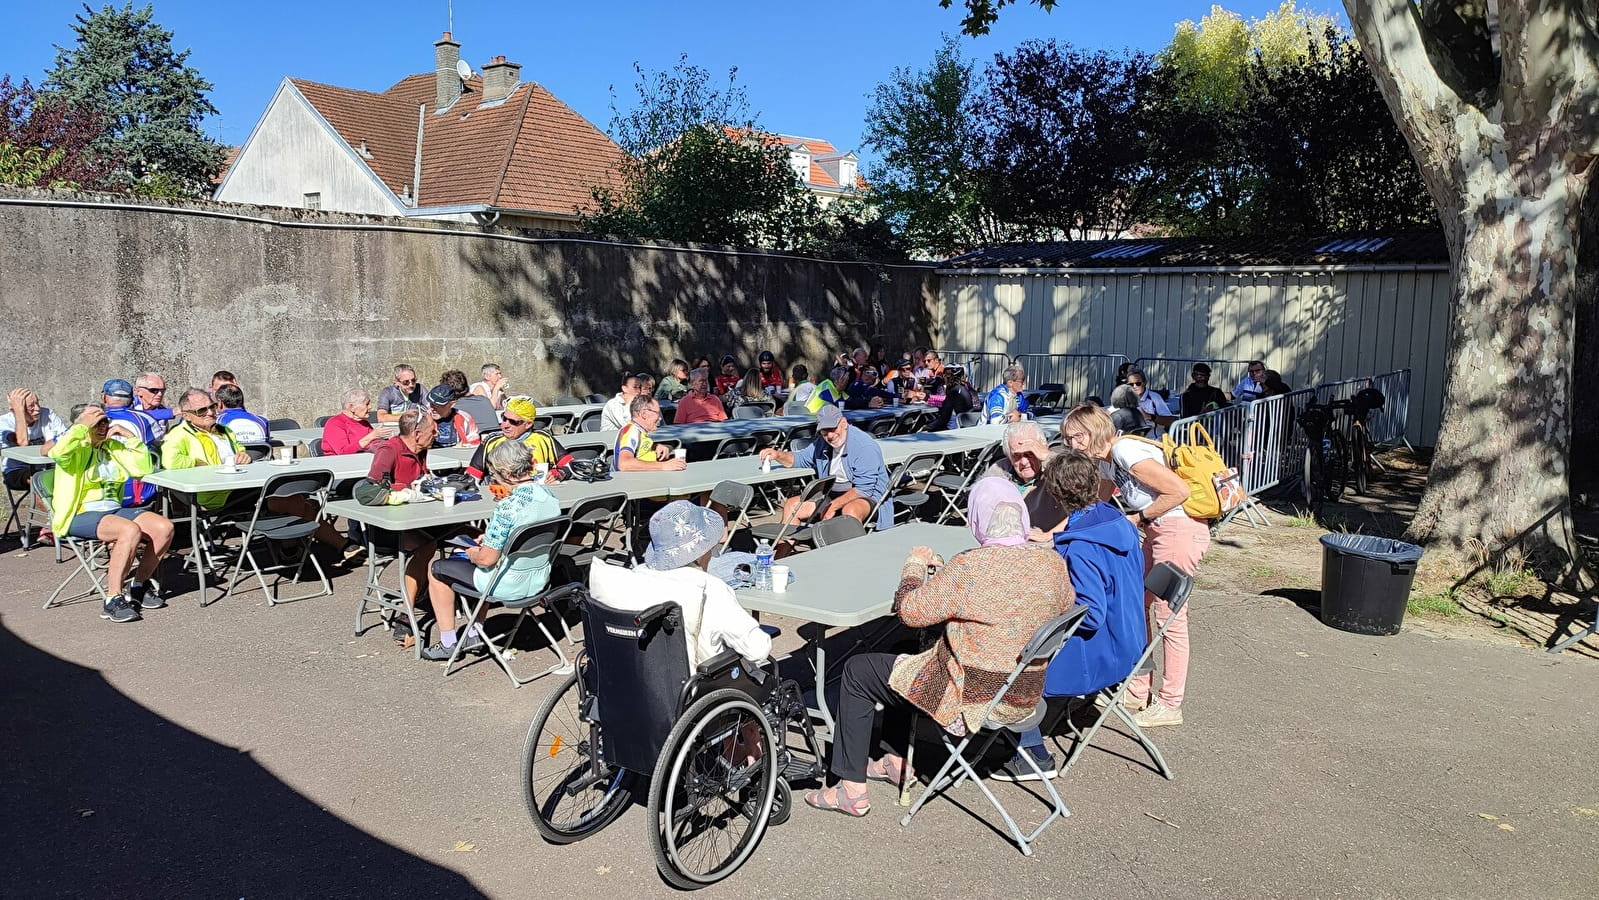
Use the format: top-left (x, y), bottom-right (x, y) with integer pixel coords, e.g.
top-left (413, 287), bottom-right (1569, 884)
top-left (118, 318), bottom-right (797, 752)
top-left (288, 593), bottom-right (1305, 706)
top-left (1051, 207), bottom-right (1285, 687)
top-left (932, 349), bottom-right (1012, 392)
top-left (1013, 353), bottom-right (1127, 405)
top-left (1313, 369), bottom-right (1412, 448)
top-left (1134, 357), bottom-right (1257, 400)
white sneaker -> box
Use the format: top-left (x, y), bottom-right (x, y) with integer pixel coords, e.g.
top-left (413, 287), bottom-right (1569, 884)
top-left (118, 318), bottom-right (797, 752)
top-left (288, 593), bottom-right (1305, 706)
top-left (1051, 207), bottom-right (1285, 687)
top-left (1132, 701), bottom-right (1183, 728)
top-left (1097, 692), bottom-right (1148, 712)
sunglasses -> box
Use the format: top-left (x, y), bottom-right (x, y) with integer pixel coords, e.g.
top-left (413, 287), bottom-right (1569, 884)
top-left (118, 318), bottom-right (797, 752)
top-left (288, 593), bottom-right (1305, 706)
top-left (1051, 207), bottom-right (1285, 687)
top-left (502, 417), bottom-right (527, 426)
top-left (1128, 380), bottom-right (1146, 387)
top-left (138, 386), bottom-right (166, 394)
top-left (397, 378), bottom-right (416, 386)
top-left (185, 405), bottom-right (217, 415)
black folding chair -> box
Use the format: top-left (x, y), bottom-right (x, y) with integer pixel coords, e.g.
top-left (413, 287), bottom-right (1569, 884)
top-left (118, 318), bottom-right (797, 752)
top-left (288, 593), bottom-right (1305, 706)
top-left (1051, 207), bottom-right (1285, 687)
top-left (314, 415), bottom-right (335, 428)
top-left (808, 515), bottom-right (865, 547)
top-left (576, 410), bottom-right (604, 432)
top-left (218, 470), bottom-right (335, 605)
top-left (866, 452), bottom-right (944, 529)
top-left (443, 516), bottom-right (583, 687)
top-left (711, 437), bottom-right (756, 460)
top-left (266, 417), bottom-right (301, 432)
top-left (868, 417), bottom-right (897, 438)
top-left (786, 423), bottom-right (817, 447)
top-left (955, 412), bottom-right (984, 428)
top-left (558, 492), bottom-right (630, 573)
top-left (732, 404), bottom-right (770, 419)
top-left (308, 438), bottom-right (326, 457)
top-left (543, 412), bottom-right (575, 435)
top-left (584, 394), bottom-right (608, 404)
top-left (900, 604), bottom-right (1089, 856)
top-left (708, 480), bottom-right (755, 554)
top-left (241, 443), bottom-right (273, 462)
top-left (932, 441), bottom-right (1004, 524)
top-left (750, 476), bottom-right (836, 547)
top-left (1048, 562), bottom-right (1194, 782)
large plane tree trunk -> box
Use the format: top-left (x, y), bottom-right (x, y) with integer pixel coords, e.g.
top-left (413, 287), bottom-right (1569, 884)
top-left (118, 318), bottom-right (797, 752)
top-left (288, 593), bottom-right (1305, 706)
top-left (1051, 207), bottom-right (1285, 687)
top-left (1345, 0), bottom-right (1598, 577)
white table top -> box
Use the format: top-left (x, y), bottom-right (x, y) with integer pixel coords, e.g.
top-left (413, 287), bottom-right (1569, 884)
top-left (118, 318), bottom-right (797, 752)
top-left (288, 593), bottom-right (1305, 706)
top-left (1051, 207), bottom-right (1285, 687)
top-left (325, 494), bottom-right (497, 531)
top-left (736, 523), bottom-right (978, 627)
top-left (143, 451), bottom-right (462, 493)
top-left (1, 445), bottom-right (52, 466)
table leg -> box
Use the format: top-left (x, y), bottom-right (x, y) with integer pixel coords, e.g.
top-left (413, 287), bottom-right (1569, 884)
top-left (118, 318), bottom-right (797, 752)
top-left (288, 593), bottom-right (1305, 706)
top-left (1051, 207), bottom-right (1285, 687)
top-left (802, 620), bottom-right (835, 745)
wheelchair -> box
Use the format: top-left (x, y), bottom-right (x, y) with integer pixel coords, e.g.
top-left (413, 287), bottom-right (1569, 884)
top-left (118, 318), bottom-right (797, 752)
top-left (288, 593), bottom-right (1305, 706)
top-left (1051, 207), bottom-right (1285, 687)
top-left (519, 589), bottom-right (823, 890)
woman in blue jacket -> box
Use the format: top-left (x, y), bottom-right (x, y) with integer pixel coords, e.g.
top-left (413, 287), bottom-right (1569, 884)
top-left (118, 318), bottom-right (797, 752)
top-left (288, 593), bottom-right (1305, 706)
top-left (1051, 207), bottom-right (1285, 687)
top-left (993, 450), bottom-right (1147, 781)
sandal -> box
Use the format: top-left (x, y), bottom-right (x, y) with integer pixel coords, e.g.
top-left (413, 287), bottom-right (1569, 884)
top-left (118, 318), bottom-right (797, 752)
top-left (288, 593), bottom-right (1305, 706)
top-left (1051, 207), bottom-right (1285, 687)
top-left (865, 757), bottom-right (911, 785)
top-left (804, 786), bottom-right (871, 818)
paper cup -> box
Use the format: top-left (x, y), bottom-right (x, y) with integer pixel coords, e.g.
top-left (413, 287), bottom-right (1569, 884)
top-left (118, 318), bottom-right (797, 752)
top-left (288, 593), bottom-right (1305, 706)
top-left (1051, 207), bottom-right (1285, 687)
top-left (535, 462), bottom-right (550, 476)
top-left (219, 461), bottom-right (238, 473)
top-left (673, 448), bottom-right (687, 460)
top-left (276, 445), bottom-right (293, 462)
top-left (771, 565), bottom-right (790, 593)
top-left (441, 486), bottom-right (457, 506)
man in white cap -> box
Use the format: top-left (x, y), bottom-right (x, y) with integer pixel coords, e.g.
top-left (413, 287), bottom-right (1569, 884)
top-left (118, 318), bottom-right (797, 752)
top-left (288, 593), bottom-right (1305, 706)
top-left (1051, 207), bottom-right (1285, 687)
top-left (588, 500), bottom-right (771, 666)
top-left (759, 404), bottom-right (893, 531)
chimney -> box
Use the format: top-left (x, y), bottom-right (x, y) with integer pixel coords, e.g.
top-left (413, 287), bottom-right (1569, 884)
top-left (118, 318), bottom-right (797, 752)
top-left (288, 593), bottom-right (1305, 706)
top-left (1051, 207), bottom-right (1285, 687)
top-left (480, 55), bottom-right (521, 103)
top-left (434, 31), bottom-right (462, 111)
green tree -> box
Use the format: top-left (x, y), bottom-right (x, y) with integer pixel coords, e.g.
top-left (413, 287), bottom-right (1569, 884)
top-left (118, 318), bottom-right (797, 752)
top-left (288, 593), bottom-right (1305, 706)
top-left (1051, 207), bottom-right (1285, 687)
top-left (861, 36), bottom-right (1024, 257)
top-left (43, 2), bottom-right (225, 197)
top-left (585, 56), bottom-right (822, 251)
top-left (0, 75), bottom-right (117, 189)
top-left (945, 0), bottom-right (1599, 576)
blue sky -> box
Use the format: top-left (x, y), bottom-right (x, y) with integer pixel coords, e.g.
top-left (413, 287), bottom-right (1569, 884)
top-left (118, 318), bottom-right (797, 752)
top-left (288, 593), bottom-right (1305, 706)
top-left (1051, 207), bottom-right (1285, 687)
top-left (2, 0), bottom-right (1336, 168)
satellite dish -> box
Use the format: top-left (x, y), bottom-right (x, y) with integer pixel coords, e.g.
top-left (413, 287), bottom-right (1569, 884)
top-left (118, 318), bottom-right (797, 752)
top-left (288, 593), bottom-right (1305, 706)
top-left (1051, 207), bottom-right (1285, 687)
top-left (456, 58), bottom-right (473, 82)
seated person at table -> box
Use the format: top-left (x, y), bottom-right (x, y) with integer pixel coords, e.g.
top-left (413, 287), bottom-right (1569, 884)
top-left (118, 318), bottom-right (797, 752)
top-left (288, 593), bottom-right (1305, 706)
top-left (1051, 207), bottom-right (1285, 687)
top-left (323, 388), bottom-right (395, 454)
top-left (215, 384), bottom-right (271, 445)
top-left (1107, 384), bottom-right (1146, 435)
top-left (600, 373), bottom-right (641, 431)
top-left (208, 370), bottom-right (238, 394)
top-left (885, 355), bottom-right (921, 400)
top-left (656, 359), bottom-right (691, 401)
top-left (1126, 367), bottom-right (1175, 438)
top-left (133, 372), bottom-right (174, 441)
top-left (2, 387), bottom-right (68, 491)
top-left (756, 350), bottom-right (785, 395)
top-left (615, 396), bottom-right (688, 472)
top-left (997, 450), bottom-right (1146, 781)
top-left (788, 364), bottom-right (815, 407)
top-left (421, 439), bottom-right (560, 661)
top-left (465, 397), bottom-right (562, 485)
top-left (1179, 363), bottom-right (1228, 417)
top-left (589, 501), bottom-right (771, 667)
top-left (469, 363), bottom-right (511, 411)
top-left (713, 355), bottom-right (741, 397)
top-left (100, 379), bottom-right (155, 447)
top-left (673, 367), bottom-right (728, 425)
top-left (804, 478), bottom-right (1071, 816)
top-left (368, 411), bottom-right (443, 618)
top-left (731, 367), bottom-right (775, 414)
top-left (928, 365), bottom-right (975, 430)
top-left (1231, 360), bottom-right (1268, 403)
top-left (759, 405), bottom-right (892, 531)
top-left (48, 404), bottom-right (176, 623)
top-left (438, 369), bottom-right (471, 401)
top-left (983, 421), bottom-right (1066, 536)
top-left (844, 366), bottom-right (895, 410)
top-left (804, 365), bottom-right (848, 414)
top-left (984, 365), bottom-right (1031, 424)
top-left (426, 384), bottom-right (481, 450)
top-left (376, 364), bottom-right (423, 423)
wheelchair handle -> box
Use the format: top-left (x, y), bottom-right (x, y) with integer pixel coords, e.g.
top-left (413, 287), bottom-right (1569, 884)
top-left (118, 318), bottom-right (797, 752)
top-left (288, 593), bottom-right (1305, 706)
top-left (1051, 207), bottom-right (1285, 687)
top-left (633, 601), bottom-right (680, 631)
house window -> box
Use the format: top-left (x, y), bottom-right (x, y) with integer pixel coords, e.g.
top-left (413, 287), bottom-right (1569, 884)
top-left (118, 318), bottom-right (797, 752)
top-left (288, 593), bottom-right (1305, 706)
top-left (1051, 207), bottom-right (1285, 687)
top-left (303, 192), bottom-right (321, 210)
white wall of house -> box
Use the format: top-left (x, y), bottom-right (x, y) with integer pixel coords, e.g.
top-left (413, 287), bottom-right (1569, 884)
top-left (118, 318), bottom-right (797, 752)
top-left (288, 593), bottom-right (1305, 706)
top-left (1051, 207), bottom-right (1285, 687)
top-left (938, 266), bottom-right (1453, 444)
top-left (215, 81), bottom-right (404, 216)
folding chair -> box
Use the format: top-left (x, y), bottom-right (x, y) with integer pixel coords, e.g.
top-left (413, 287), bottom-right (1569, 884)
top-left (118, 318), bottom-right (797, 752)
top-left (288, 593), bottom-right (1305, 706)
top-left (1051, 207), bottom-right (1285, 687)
top-left (5, 466), bottom-right (48, 547)
top-left (750, 476), bottom-right (836, 547)
top-left (712, 436), bottom-right (756, 460)
top-left (542, 411), bottom-right (575, 434)
top-left (217, 470), bottom-right (335, 605)
top-left (786, 423), bottom-right (817, 448)
top-left (584, 394), bottom-right (608, 404)
top-left (732, 404), bottom-right (770, 420)
top-left (443, 516), bottom-right (583, 687)
top-left (868, 417), bottom-right (898, 438)
top-left (267, 417), bottom-right (301, 432)
top-left (1048, 561), bottom-right (1194, 782)
top-left (553, 394), bottom-right (584, 406)
top-left (564, 446), bottom-right (603, 462)
top-left (241, 443), bottom-right (273, 462)
top-left (748, 428), bottom-right (785, 452)
top-left (808, 515), bottom-right (865, 547)
top-left (558, 491), bottom-right (630, 572)
top-left (314, 415), bottom-right (335, 428)
top-left (575, 409), bottom-right (604, 432)
top-left (33, 469), bottom-right (112, 609)
top-left (708, 480), bottom-right (755, 553)
top-left (308, 438), bottom-right (326, 457)
top-left (955, 412), bottom-right (984, 428)
top-left (900, 604), bottom-right (1089, 856)
top-left (904, 410), bottom-right (937, 434)
top-left (865, 452), bottom-right (944, 529)
top-left (932, 442), bottom-right (1003, 524)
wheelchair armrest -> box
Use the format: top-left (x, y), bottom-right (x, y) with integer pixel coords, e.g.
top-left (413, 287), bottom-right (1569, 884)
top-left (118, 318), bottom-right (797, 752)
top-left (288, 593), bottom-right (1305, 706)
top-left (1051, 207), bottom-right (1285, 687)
top-left (759, 623), bottom-right (782, 639)
top-left (695, 648), bottom-right (743, 678)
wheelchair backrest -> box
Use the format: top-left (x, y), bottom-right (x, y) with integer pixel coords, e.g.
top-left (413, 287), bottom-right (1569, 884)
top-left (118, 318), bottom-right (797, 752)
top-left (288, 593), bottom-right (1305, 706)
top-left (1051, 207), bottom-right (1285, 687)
top-left (580, 595), bottom-right (692, 775)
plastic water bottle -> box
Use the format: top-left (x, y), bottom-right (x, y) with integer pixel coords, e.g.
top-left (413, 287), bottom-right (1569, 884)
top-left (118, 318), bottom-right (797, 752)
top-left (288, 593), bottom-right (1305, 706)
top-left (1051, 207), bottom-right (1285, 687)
top-left (755, 539), bottom-right (774, 590)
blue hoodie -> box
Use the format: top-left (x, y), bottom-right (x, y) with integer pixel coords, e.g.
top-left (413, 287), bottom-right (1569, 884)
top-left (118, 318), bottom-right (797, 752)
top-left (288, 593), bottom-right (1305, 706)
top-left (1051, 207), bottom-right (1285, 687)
top-left (1043, 501), bottom-right (1147, 697)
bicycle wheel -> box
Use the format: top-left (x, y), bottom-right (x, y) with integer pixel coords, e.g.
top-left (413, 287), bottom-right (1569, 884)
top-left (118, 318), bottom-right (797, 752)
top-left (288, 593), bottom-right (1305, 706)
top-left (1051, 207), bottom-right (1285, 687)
top-left (1324, 432), bottom-right (1350, 502)
top-left (1351, 427), bottom-right (1370, 495)
top-left (521, 666), bottom-right (635, 844)
top-left (648, 689), bottom-right (779, 890)
top-left (1302, 446), bottom-right (1321, 510)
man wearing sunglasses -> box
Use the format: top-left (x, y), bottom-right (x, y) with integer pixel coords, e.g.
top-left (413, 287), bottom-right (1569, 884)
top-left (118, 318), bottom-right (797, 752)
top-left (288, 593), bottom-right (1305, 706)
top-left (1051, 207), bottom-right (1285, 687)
top-left (464, 397), bottom-right (562, 484)
top-left (376, 364), bottom-right (423, 423)
top-left (161, 388), bottom-right (252, 511)
top-left (133, 373), bottom-right (173, 440)
top-left (1232, 360), bottom-right (1269, 403)
top-left (1124, 367), bottom-right (1175, 439)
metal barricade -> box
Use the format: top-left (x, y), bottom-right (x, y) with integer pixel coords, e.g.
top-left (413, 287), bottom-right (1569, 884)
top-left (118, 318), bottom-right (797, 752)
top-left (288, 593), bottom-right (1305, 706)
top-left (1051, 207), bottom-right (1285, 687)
top-left (1246, 389), bottom-right (1318, 497)
top-left (1313, 369), bottom-right (1412, 448)
top-left (1012, 353), bottom-right (1128, 405)
top-left (1168, 402), bottom-right (1252, 475)
top-left (1133, 357), bottom-right (1257, 403)
top-left (932, 350), bottom-right (1012, 392)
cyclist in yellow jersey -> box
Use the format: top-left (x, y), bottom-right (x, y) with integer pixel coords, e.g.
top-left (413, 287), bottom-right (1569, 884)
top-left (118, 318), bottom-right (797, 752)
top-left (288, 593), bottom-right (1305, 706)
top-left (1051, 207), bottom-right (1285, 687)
top-left (615, 396), bottom-right (687, 472)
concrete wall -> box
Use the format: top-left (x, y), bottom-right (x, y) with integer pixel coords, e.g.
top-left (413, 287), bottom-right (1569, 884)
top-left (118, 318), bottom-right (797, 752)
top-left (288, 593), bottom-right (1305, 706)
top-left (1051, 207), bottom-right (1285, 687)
top-left (939, 266), bottom-right (1453, 444)
top-left (0, 188), bottom-right (938, 426)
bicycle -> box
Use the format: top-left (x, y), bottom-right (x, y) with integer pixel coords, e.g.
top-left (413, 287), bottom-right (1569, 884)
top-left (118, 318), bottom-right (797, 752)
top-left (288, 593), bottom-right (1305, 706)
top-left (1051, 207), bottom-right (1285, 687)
top-left (1298, 387), bottom-right (1386, 508)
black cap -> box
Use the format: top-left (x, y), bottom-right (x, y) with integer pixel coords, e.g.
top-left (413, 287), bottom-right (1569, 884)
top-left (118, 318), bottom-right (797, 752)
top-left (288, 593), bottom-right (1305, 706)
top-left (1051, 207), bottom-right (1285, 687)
top-left (427, 384), bottom-right (456, 406)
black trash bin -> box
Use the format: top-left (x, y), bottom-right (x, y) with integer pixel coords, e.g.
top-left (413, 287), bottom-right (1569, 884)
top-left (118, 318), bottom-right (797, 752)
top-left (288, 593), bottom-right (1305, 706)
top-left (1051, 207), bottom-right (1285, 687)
top-left (1319, 534), bottom-right (1424, 635)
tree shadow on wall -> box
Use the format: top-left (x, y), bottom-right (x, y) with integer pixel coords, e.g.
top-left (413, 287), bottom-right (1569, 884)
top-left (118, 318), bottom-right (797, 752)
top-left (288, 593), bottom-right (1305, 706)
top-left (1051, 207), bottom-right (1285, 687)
top-left (460, 229), bottom-right (939, 396)
top-left (0, 618), bottom-right (484, 900)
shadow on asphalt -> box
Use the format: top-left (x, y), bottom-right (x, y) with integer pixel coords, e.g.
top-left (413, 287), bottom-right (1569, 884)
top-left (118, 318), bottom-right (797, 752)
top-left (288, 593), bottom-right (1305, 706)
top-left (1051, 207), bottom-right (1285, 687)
top-left (1264, 586), bottom-right (1323, 620)
top-left (0, 618), bottom-right (485, 899)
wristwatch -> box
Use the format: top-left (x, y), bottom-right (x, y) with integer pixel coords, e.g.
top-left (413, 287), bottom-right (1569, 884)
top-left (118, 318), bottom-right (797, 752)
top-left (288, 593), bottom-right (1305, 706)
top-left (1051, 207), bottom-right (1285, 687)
top-left (1137, 511), bottom-right (1155, 528)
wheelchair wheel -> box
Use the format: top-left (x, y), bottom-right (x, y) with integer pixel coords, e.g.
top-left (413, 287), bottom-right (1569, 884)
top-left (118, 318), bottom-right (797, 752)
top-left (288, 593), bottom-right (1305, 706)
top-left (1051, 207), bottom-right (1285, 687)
top-left (521, 667), bottom-right (634, 844)
top-left (648, 689), bottom-right (779, 890)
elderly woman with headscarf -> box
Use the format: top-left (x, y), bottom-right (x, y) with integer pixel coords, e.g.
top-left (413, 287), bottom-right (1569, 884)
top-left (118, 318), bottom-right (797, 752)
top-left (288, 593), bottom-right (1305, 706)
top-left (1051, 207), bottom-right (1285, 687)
top-left (804, 477), bottom-right (1074, 817)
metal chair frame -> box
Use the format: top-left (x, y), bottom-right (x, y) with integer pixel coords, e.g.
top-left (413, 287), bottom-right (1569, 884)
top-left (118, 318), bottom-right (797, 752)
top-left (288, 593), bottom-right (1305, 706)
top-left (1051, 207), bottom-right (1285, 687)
top-left (708, 480), bottom-right (755, 554)
top-left (32, 469), bottom-right (113, 609)
top-left (217, 470), bottom-right (335, 605)
top-left (932, 442), bottom-right (1004, 524)
top-left (749, 476), bottom-right (836, 546)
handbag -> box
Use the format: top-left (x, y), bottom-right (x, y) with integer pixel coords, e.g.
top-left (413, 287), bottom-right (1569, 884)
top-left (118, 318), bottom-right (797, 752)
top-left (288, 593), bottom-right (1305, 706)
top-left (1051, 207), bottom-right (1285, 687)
top-left (353, 476), bottom-right (393, 506)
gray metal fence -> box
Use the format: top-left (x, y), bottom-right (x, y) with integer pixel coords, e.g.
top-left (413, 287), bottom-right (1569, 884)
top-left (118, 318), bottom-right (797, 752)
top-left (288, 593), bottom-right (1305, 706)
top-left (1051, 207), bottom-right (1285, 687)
top-left (1313, 369), bottom-right (1412, 448)
top-left (1012, 353), bottom-right (1128, 405)
top-left (932, 349), bottom-right (1012, 391)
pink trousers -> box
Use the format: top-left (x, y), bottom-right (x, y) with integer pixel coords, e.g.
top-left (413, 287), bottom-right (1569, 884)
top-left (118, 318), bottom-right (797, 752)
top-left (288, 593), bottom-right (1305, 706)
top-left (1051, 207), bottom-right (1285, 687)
top-left (1128, 514), bottom-right (1210, 709)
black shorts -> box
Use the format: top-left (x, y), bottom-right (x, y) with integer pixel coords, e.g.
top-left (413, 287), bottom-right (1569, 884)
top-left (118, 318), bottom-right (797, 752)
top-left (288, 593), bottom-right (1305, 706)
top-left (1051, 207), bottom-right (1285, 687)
top-left (68, 506), bottom-right (149, 539)
top-left (431, 555), bottom-right (479, 591)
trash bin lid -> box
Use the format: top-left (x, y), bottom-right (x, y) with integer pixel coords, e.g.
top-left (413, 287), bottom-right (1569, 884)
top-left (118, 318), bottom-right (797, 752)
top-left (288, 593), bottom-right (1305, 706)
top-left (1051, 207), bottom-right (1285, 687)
top-left (1319, 533), bottom-right (1423, 564)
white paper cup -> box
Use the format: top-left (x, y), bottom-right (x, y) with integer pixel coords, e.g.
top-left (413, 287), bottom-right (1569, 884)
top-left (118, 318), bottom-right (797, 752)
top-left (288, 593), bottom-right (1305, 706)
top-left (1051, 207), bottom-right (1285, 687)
top-left (441, 486), bottom-right (457, 506)
top-left (673, 448), bottom-right (687, 460)
top-left (771, 565), bottom-right (790, 593)
top-left (219, 461), bottom-right (238, 473)
top-left (535, 462), bottom-right (550, 477)
top-left (276, 445), bottom-right (293, 462)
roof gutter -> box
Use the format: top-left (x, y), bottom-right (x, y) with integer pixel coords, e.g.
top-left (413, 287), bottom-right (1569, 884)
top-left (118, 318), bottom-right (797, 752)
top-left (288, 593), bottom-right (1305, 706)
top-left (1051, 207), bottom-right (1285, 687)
top-left (935, 263), bottom-right (1451, 276)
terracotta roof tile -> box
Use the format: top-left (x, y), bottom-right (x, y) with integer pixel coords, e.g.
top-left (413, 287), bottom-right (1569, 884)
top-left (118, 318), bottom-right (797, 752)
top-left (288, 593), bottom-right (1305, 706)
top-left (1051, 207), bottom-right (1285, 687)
top-left (288, 72), bottom-right (626, 216)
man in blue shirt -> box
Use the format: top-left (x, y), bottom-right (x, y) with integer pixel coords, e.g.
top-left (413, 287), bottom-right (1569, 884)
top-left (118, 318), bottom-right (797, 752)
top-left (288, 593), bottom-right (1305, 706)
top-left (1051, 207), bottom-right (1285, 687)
top-left (984, 364), bottom-right (1031, 425)
top-left (101, 379), bottom-right (157, 447)
top-left (759, 405), bottom-right (893, 531)
top-left (215, 384), bottom-right (272, 445)
top-left (132, 372), bottom-right (174, 440)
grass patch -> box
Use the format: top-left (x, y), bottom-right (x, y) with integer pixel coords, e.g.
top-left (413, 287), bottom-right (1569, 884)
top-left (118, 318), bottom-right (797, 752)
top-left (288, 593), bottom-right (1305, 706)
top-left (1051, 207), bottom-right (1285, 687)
top-left (1246, 566), bottom-right (1276, 578)
top-left (1284, 509), bottom-right (1318, 528)
top-left (1482, 567), bottom-right (1542, 599)
top-left (1407, 590), bottom-right (1461, 618)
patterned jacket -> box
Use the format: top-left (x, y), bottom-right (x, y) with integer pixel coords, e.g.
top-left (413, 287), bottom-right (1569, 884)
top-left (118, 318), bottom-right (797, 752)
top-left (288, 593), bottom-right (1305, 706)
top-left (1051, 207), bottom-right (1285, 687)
top-left (888, 546), bottom-right (1073, 733)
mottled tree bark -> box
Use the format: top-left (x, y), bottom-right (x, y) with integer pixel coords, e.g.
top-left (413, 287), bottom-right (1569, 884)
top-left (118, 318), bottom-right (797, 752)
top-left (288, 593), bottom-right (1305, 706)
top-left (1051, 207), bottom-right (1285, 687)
top-left (1345, 0), bottom-right (1598, 575)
